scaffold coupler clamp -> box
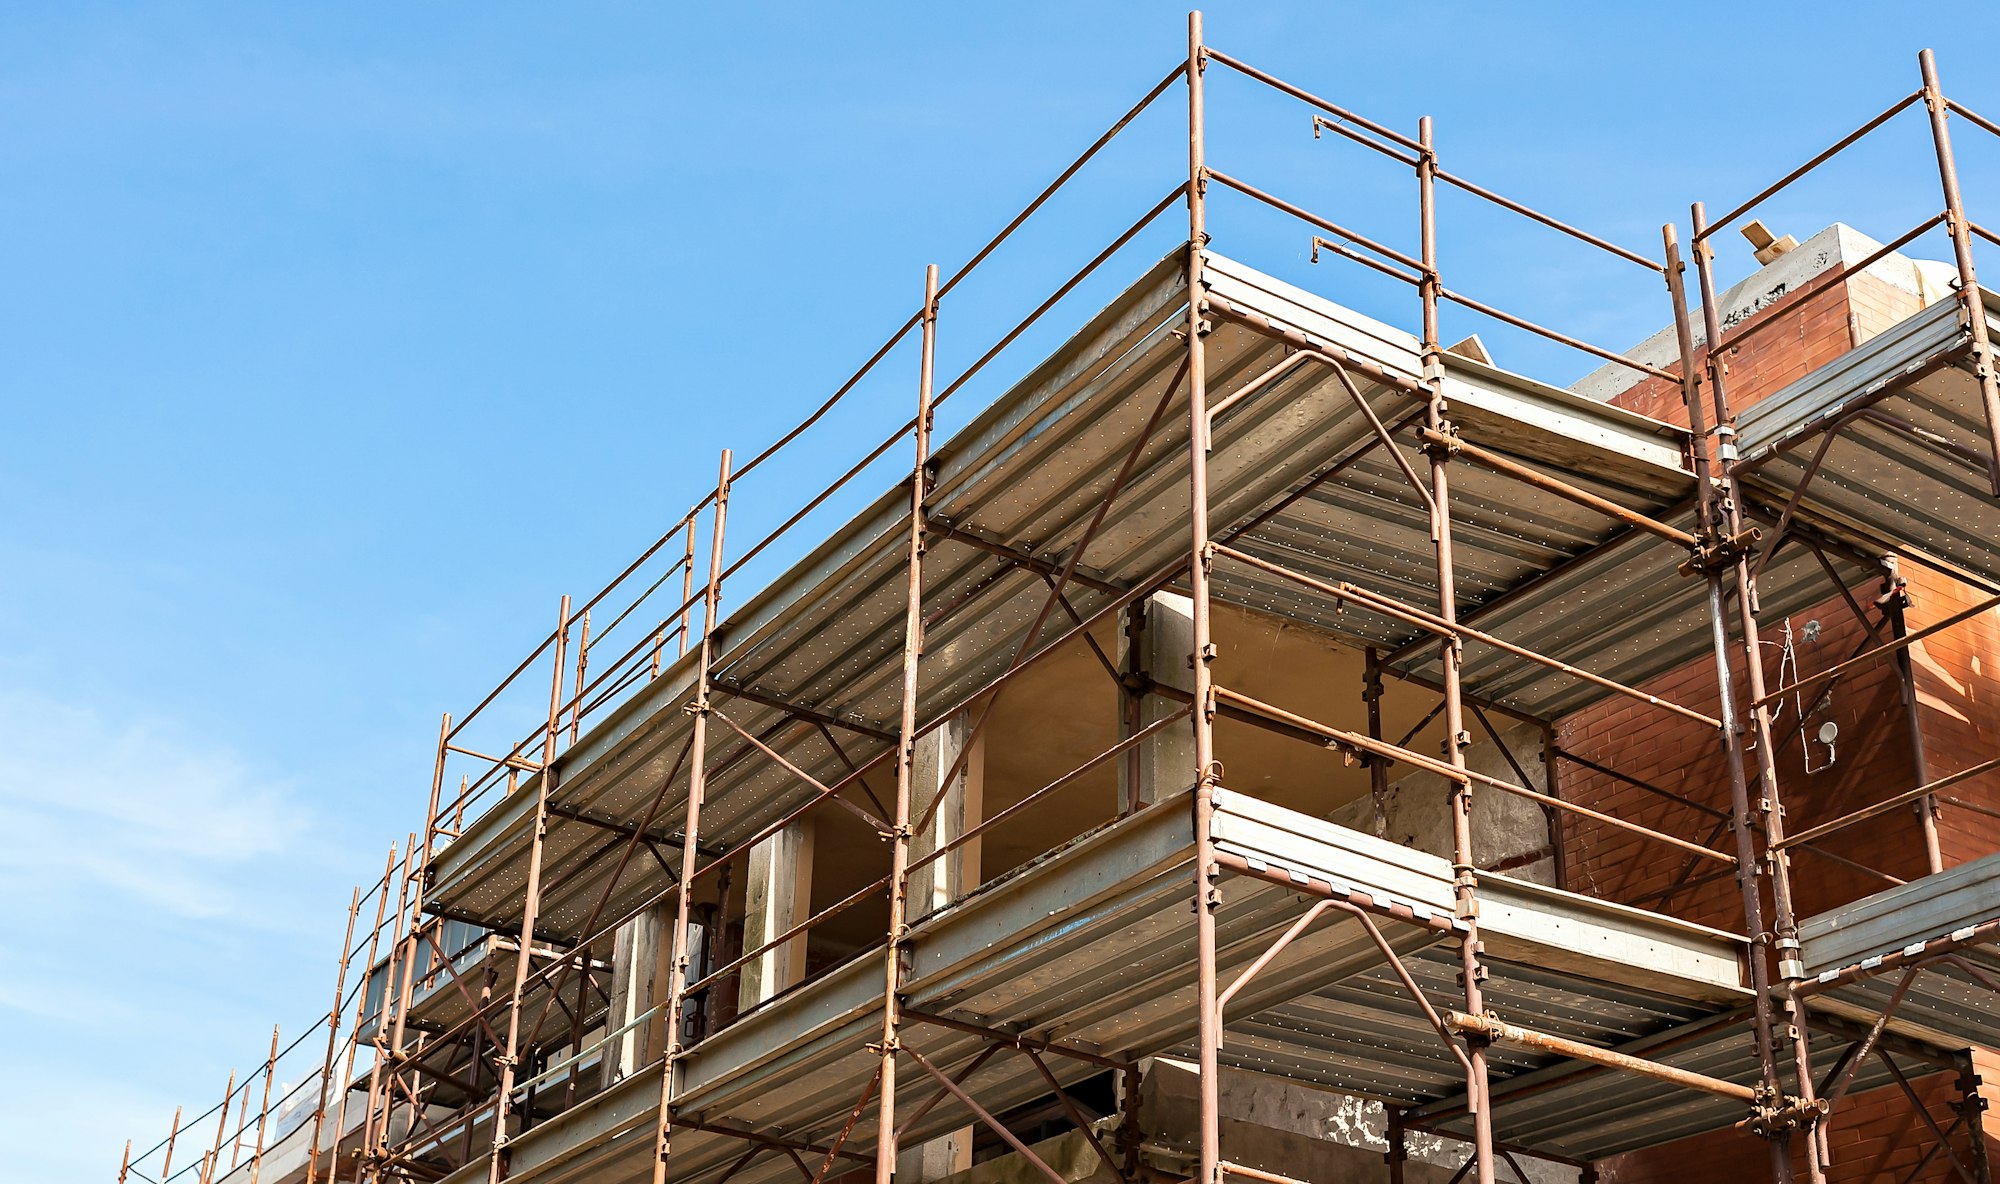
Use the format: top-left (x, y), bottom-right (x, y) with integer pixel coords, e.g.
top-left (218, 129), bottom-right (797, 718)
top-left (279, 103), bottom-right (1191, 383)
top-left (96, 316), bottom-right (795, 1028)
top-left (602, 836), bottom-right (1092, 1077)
top-left (1456, 948), bottom-right (1490, 987)
top-left (1451, 869), bottom-right (1480, 922)
top-left (1748, 1088), bottom-right (1825, 1136)
top-left (1714, 422), bottom-right (1739, 465)
top-left (1678, 525), bottom-right (1762, 578)
top-left (1775, 933), bottom-right (1805, 982)
top-left (1418, 423), bottom-right (1461, 460)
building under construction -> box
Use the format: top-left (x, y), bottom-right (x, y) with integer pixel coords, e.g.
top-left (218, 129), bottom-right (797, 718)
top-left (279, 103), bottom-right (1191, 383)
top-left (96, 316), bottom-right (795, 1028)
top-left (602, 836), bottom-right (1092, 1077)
top-left (119, 15), bottom-right (2000, 1184)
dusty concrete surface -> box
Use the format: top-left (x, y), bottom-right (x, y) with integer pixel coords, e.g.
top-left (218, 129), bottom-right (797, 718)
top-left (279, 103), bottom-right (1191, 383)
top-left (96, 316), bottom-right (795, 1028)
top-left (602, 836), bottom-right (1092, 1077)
top-left (1328, 720), bottom-right (1556, 885)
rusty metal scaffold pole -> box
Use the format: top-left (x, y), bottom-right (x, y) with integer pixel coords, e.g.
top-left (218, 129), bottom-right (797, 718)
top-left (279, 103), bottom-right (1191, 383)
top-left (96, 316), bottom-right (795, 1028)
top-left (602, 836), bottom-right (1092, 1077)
top-left (654, 450), bottom-right (731, 1184)
top-left (876, 261), bottom-right (941, 1184)
top-left (1415, 111), bottom-right (1497, 1184)
top-left (358, 837), bottom-right (414, 1183)
top-left (1664, 221), bottom-right (1806, 1183)
top-left (371, 710), bottom-right (457, 1177)
top-left (487, 594), bottom-right (572, 1183)
top-left (1920, 49), bottom-right (2000, 497)
top-left (200, 1070), bottom-right (235, 1184)
top-left (306, 888), bottom-right (363, 1184)
top-left (249, 1024), bottom-right (279, 1184)
top-left (341, 846), bottom-right (396, 1183)
top-left (161, 1106), bottom-right (183, 1184)
top-left (1184, 15), bottom-right (1227, 1184)
top-left (1686, 205), bottom-right (1828, 1183)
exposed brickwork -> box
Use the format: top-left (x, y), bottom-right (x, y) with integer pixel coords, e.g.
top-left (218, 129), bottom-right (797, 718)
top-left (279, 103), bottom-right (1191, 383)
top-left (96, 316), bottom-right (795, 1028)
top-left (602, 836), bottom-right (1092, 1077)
top-left (1905, 560), bottom-right (2000, 864)
top-left (1557, 263), bottom-right (2000, 1181)
top-left (1607, 279), bottom-right (1856, 428)
top-left (1600, 1069), bottom-right (1987, 1184)
top-left (1554, 587), bottom-right (1922, 929)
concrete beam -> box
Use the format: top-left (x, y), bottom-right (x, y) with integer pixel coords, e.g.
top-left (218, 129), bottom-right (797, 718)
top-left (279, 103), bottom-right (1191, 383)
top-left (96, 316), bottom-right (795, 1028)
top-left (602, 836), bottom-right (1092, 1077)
top-left (1119, 592), bottom-right (1197, 807)
top-left (603, 904), bottom-right (674, 1087)
top-left (740, 820), bottom-right (815, 1010)
top-left (910, 712), bottom-right (984, 922)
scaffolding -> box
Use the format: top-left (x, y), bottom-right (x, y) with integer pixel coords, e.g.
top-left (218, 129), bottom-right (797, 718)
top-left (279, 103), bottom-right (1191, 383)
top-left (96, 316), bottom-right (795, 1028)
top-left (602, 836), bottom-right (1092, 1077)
top-left (120, 15), bottom-right (2000, 1184)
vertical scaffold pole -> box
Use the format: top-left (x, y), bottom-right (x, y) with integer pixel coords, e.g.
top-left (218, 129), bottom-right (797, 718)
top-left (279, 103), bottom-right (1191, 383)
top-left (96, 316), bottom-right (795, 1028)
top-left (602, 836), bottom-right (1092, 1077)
top-left (877, 261), bottom-right (941, 1184)
top-left (1541, 720), bottom-right (1567, 889)
top-left (1955, 1056), bottom-right (1993, 1184)
top-left (572, 612), bottom-right (592, 740)
top-left (1385, 1106), bottom-right (1408, 1184)
top-left (201, 1070), bottom-right (236, 1184)
top-left (664, 513), bottom-right (698, 672)
top-left (1364, 648), bottom-right (1389, 838)
top-left (339, 846), bottom-right (397, 1184)
top-left (1685, 210), bottom-right (1825, 1184)
top-left (488, 595), bottom-right (572, 1183)
top-left (379, 712), bottom-right (454, 1171)
top-left (250, 1024), bottom-right (279, 1184)
top-left (1665, 221), bottom-right (1792, 1182)
top-left (422, 713), bottom-right (452, 879)
top-left (1416, 113), bottom-right (1493, 1184)
top-left (653, 451), bottom-right (732, 1184)
top-left (1183, 14), bottom-right (1224, 1184)
top-left (307, 888), bottom-right (363, 1184)
top-left (234, 1059), bottom-right (253, 1171)
top-left (1920, 49), bottom-right (2000, 497)
top-left (1883, 571), bottom-right (1944, 873)
top-left (161, 1107), bottom-right (183, 1184)
top-left (359, 837), bottom-right (414, 1182)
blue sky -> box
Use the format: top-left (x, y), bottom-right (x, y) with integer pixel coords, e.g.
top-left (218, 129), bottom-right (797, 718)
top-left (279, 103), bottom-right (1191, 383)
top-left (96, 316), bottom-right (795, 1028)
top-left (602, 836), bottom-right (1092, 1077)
top-left (7, 3), bottom-right (2000, 1180)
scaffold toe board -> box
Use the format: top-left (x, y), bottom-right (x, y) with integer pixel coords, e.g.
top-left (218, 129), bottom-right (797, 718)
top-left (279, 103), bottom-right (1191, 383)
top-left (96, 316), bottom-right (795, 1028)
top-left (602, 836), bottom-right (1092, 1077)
top-left (1799, 848), bottom-right (2000, 1054)
top-left (1413, 1006), bottom-right (1908, 1161)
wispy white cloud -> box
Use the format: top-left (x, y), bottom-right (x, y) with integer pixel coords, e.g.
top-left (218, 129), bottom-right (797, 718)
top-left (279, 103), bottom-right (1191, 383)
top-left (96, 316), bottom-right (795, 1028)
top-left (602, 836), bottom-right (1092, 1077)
top-left (0, 689), bottom-right (311, 924)
top-left (7, 1066), bottom-right (170, 1180)
top-left (0, 688), bottom-right (335, 1181)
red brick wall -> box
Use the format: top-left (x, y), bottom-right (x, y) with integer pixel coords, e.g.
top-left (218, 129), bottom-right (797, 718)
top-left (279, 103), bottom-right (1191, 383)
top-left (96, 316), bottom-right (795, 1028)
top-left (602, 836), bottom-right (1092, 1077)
top-left (1601, 1067), bottom-right (1986, 1184)
top-left (1559, 265), bottom-right (2000, 1181)
top-left (1905, 562), bottom-right (2000, 865)
top-left (1556, 267), bottom-right (1942, 928)
top-left (1607, 279), bottom-right (1861, 429)
top-left (1555, 587), bottom-right (1921, 929)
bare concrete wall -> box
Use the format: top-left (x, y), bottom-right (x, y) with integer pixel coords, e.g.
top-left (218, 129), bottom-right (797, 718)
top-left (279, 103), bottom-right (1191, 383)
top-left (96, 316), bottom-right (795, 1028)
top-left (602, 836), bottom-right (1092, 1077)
top-left (1327, 719), bottom-right (1556, 885)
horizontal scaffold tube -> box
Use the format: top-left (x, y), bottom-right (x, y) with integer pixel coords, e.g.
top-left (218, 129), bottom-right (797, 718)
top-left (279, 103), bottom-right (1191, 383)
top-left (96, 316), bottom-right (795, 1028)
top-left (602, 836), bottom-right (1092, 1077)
top-left (1418, 428), bottom-right (1699, 550)
top-left (1775, 755), bottom-right (2000, 850)
top-left (1752, 589), bottom-right (2000, 709)
top-left (1446, 1011), bottom-right (1758, 1102)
